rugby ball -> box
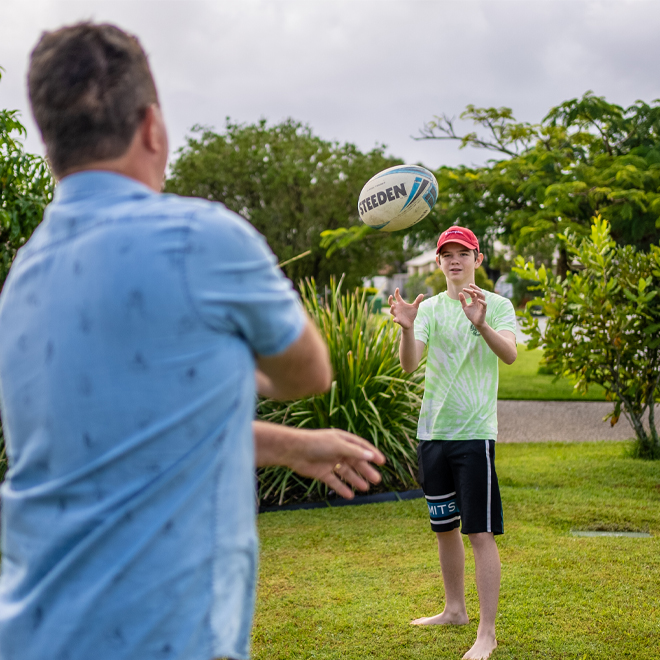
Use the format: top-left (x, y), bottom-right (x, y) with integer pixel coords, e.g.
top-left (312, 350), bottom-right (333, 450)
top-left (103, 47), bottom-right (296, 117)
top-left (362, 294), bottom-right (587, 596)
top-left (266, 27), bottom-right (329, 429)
top-left (358, 165), bottom-right (438, 232)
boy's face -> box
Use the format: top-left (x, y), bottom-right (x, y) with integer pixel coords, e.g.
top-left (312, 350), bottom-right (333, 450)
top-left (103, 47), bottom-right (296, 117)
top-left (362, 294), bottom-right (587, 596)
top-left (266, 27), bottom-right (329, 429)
top-left (436, 242), bottom-right (484, 286)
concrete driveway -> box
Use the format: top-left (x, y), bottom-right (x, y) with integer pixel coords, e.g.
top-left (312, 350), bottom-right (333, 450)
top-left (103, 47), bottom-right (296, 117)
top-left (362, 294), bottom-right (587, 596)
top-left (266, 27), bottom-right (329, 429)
top-left (497, 400), bottom-right (660, 442)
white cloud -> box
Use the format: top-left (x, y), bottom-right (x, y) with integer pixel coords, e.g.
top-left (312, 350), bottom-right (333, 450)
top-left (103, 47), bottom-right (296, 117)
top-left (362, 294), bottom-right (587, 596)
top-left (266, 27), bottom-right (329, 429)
top-left (2, 0), bottom-right (660, 171)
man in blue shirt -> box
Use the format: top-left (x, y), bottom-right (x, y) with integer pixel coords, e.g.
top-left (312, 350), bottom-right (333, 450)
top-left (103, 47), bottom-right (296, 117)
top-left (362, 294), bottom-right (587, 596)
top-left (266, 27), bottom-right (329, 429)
top-left (0, 22), bottom-right (384, 660)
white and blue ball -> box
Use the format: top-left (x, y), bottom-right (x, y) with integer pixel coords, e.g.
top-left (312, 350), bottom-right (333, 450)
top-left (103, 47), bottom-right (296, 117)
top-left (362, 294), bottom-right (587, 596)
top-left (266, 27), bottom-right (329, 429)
top-left (358, 165), bottom-right (438, 232)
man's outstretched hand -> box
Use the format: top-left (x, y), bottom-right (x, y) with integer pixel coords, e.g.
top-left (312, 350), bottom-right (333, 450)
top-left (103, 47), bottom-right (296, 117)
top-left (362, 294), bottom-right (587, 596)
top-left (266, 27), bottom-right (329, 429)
top-left (388, 287), bottom-right (424, 329)
top-left (285, 428), bottom-right (386, 499)
top-left (254, 422), bottom-right (386, 500)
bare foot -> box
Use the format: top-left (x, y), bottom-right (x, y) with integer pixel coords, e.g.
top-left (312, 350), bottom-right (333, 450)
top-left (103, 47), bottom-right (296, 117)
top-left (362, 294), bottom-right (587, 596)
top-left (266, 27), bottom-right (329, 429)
top-left (410, 610), bottom-right (469, 626)
top-left (462, 633), bottom-right (497, 659)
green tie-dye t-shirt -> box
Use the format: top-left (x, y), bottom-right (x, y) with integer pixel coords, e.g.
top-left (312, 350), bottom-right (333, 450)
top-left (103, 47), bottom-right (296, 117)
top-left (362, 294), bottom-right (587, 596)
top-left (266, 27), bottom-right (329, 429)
top-left (414, 290), bottom-right (516, 441)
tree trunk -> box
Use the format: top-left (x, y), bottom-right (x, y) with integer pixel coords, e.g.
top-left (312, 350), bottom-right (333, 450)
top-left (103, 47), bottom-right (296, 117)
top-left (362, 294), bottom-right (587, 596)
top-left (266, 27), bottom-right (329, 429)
top-left (627, 403), bottom-right (659, 459)
top-left (555, 245), bottom-right (569, 279)
top-left (644, 396), bottom-right (660, 459)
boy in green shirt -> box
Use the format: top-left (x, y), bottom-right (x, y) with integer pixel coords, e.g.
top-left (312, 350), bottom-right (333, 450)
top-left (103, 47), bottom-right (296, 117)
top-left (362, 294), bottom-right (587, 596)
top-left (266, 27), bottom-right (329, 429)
top-left (389, 226), bottom-right (517, 660)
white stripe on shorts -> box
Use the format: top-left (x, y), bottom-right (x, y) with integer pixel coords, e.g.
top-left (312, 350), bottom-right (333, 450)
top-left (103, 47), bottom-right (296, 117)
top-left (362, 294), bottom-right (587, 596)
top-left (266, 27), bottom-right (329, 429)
top-left (425, 492), bottom-right (457, 501)
top-left (430, 515), bottom-right (461, 526)
top-left (485, 440), bottom-right (492, 533)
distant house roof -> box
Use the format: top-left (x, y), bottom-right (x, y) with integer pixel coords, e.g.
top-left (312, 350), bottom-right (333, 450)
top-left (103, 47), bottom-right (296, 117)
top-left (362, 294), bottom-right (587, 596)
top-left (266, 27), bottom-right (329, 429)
top-left (404, 249), bottom-right (437, 268)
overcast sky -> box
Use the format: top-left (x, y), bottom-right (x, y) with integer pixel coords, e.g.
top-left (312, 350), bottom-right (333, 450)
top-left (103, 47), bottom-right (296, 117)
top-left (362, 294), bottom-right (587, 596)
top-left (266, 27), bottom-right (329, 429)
top-left (2, 0), bottom-right (660, 170)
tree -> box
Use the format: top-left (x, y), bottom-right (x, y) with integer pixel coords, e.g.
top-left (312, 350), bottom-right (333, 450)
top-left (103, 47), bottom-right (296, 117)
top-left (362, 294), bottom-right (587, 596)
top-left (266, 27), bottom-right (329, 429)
top-left (1, 69), bottom-right (53, 291)
top-left (1, 69), bottom-right (54, 479)
top-left (416, 94), bottom-right (660, 276)
top-left (165, 118), bottom-right (411, 288)
top-left (514, 216), bottom-right (660, 459)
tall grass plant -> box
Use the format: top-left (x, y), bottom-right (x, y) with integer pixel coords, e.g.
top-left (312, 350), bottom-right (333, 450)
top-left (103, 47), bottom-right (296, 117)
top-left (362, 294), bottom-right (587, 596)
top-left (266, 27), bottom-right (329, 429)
top-left (257, 278), bottom-right (424, 506)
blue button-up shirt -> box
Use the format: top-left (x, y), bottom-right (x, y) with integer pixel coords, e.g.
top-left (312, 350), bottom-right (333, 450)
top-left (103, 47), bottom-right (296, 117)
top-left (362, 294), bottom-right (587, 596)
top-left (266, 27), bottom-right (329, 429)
top-left (0, 171), bottom-right (305, 660)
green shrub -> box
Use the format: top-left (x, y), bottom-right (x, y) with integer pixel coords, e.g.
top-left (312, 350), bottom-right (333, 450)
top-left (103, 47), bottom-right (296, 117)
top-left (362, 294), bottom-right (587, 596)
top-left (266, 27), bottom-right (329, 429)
top-left (404, 272), bottom-right (430, 299)
top-left (257, 278), bottom-right (425, 506)
top-left (1, 75), bottom-right (54, 291)
top-left (425, 268), bottom-right (446, 294)
top-left (358, 286), bottom-right (379, 296)
top-left (509, 273), bottom-right (540, 309)
top-left (1, 73), bottom-right (53, 481)
top-left (515, 216), bottom-right (660, 459)
top-left (536, 359), bottom-right (556, 376)
top-left (477, 267), bottom-right (494, 292)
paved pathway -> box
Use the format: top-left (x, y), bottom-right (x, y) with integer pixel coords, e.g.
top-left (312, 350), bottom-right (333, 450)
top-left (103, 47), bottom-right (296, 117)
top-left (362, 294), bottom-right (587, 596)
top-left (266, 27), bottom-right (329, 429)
top-left (502, 318), bottom-right (659, 443)
top-left (497, 400), bottom-right (660, 443)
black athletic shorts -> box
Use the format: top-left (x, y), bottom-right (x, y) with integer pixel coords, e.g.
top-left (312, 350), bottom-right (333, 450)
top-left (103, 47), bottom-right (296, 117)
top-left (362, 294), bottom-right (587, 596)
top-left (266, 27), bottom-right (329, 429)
top-left (417, 439), bottom-right (503, 535)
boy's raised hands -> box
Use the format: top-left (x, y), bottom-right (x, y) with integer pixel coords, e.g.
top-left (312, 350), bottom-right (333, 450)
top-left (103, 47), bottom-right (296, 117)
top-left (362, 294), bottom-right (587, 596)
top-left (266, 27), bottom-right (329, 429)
top-left (388, 288), bottom-right (424, 329)
top-left (459, 283), bottom-right (487, 328)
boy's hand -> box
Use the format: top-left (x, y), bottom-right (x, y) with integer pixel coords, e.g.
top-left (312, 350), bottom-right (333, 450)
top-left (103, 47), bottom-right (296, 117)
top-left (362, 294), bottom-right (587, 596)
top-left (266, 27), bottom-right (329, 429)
top-left (459, 283), bottom-right (487, 328)
top-left (388, 288), bottom-right (424, 329)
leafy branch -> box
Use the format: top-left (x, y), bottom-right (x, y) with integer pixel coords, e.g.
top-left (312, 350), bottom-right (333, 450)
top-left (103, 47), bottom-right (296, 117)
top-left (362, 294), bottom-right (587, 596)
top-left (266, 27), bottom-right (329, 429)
top-left (415, 105), bottom-right (540, 157)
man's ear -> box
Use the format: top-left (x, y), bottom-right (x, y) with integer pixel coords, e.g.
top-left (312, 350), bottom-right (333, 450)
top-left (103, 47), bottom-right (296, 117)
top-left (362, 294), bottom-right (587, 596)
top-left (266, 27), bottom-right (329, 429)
top-left (141, 104), bottom-right (166, 154)
top-left (475, 252), bottom-right (484, 268)
top-left (435, 253), bottom-right (441, 267)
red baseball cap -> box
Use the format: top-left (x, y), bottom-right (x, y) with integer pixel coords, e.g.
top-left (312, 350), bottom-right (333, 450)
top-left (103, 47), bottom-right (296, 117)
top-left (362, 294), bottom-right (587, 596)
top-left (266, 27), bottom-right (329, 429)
top-left (436, 226), bottom-right (479, 253)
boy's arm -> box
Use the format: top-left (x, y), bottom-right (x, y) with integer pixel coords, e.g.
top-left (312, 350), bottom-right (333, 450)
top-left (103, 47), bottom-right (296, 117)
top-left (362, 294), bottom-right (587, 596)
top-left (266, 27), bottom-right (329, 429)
top-left (474, 326), bottom-right (517, 365)
top-left (399, 327), bottom-right (427, 373)
top-left (388, 288), bottom-right (426, 372)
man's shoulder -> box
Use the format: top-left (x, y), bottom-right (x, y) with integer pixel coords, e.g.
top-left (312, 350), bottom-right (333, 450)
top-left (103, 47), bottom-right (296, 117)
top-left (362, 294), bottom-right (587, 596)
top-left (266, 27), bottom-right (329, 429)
top-left (159, 193), bottom-right (244, 226)
top-left (158, 193), bottom-right (263, 247)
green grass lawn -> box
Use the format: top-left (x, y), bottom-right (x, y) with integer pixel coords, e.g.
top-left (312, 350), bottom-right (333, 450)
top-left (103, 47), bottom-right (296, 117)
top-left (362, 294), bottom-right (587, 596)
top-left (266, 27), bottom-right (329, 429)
top-left (254, 442), bottom-right (660, 659)
top-left (498, 346), bottom-right (607, 401)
